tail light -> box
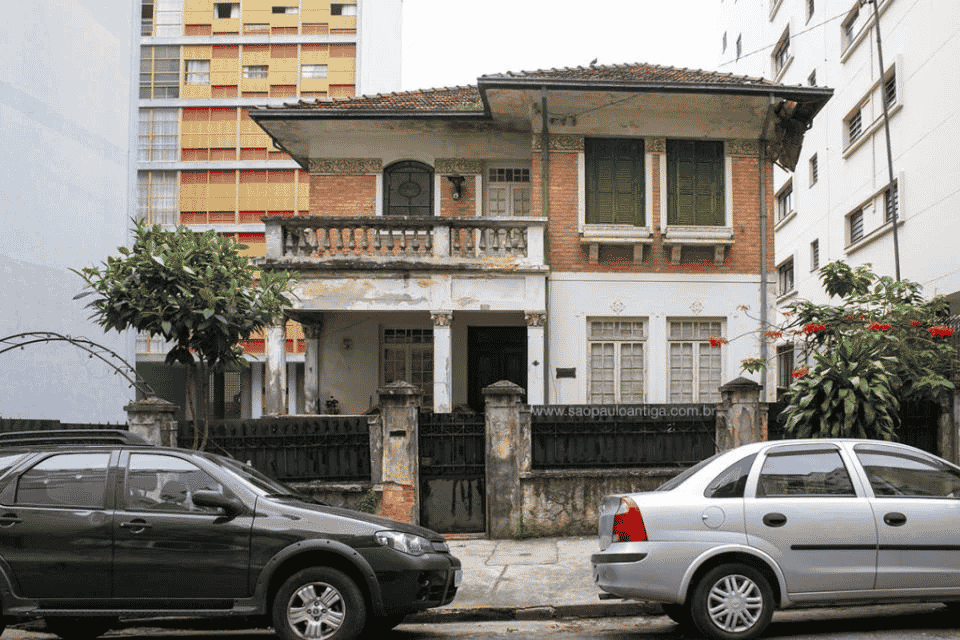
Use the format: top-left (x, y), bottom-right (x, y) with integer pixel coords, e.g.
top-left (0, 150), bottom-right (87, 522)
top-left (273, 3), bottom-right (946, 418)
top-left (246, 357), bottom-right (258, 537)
top-left (612, 497), bottom-right (647, 542)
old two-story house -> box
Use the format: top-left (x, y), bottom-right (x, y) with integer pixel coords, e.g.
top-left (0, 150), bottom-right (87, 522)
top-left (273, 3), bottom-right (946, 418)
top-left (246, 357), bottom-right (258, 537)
top-left (249, 64), bottom-right (832, 416)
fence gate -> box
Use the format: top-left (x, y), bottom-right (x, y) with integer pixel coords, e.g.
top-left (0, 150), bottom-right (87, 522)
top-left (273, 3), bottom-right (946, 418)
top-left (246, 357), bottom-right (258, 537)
top-left (418, 412), bottom-right (485, 533)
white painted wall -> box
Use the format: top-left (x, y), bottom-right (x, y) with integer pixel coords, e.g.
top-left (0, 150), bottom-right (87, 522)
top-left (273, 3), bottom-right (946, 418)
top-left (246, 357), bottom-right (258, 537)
top-left (357, 0), bottom-right (404, 95)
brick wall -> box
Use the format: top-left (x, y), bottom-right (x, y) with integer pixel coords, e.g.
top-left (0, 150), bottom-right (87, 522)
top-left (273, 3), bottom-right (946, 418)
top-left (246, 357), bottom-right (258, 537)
top-left (309, 174), bottom-right (377, 216)
top-left (380, 482), bottom-right (416, 523)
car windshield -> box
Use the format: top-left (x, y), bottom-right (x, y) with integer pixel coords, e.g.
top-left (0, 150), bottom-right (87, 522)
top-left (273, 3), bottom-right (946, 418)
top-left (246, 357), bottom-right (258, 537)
top-left (201, 453), bottom-right (305, 498)
top-left (656, 453), bottom-right (720, 492)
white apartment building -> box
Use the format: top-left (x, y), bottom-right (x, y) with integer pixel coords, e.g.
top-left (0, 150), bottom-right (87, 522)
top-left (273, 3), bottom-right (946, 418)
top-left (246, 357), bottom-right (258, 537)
top-left (718, 0), bottom-right (960, 388)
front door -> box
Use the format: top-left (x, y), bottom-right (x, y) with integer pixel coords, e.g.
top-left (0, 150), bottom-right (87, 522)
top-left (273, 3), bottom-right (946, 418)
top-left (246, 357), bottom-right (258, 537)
top-left (467, 326), bottom-right (526, 412)
top-left (112, 452), bottom-right (252, 601)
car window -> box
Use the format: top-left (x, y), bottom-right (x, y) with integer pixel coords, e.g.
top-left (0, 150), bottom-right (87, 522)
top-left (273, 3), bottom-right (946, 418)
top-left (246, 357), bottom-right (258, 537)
top-left (125, 453), bottom-right (225, 513)
top-left (756, 450), bottom-right (855, 497)
top-left (16, 453), bottom-right (110, 508)
top-left (855, 446), bottom-right (960, 498)
top-left (0, 453), bottom-right (27, 476)
top-left (705, 453), bottom-right (757, 498)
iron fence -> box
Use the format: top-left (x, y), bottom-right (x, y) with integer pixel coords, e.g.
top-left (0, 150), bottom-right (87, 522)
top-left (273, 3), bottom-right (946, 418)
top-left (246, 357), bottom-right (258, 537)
top-left (179, 416), bottom-right (371, 482)
top-left (418, 411), bottom-right (485, 479)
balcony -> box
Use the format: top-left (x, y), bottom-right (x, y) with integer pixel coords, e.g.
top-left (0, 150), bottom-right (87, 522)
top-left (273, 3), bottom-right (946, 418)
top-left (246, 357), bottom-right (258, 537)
top-left (264, 216), bottom-right (546, 272)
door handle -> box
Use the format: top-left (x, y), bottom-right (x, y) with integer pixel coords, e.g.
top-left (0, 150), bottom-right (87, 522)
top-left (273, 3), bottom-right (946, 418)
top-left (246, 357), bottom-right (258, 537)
top-left (0, 513), bottom-right (22, 527)
top-left (119, 519), bottom-right (152, 532)
top-left (883, 512), bottom-right (907, 527)
top-left (763, 512), bottom-right (787, 528)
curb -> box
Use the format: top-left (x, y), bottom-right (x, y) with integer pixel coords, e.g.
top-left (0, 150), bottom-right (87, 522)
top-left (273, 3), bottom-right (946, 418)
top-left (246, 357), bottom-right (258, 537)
top-left (407, 601), bottom-right (663, 624)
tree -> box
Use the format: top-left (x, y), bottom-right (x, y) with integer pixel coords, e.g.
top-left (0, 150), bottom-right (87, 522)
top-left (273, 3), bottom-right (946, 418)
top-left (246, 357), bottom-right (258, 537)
top-left (74, 220), bottom-right (294, 448)
top-left (773, 262), bottom-right (956, 440)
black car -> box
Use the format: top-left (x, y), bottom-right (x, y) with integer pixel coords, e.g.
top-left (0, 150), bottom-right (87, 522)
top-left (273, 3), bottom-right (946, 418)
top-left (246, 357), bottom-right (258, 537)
top-left (0, 430), bottom-right (460, 640)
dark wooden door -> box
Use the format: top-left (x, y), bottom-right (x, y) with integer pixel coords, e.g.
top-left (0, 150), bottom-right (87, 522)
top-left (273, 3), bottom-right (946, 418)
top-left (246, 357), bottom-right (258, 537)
top-left (467, 327), bottom-right (527, 412)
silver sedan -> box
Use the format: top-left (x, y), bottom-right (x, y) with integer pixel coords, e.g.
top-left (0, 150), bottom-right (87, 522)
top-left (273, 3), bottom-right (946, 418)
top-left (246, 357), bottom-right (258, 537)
top-left (591, 439), bottom-right (960, 640)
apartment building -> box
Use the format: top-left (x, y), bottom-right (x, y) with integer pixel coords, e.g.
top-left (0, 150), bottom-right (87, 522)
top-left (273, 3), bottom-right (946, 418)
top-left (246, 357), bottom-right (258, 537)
top-left (718, 0), bottom-right (960, 388)
top-left (135, 0), bottom-right (402, 417)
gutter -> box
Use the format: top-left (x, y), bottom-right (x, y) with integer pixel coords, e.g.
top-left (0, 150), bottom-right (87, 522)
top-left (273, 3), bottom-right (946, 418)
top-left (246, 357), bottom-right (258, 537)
top-left (759, 95), bottom-right (776, 400)
top-left (540, 88), bottom-right (551, 405)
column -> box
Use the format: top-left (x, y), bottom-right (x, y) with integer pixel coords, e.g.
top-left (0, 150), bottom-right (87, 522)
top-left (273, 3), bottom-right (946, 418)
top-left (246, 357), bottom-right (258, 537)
top-left (525, 311), bottom-right (546, 406)
top-left (484, 380), bottom-right (525, 539)
top-left (265, 319), bottom-right (287, 415)
top-left (431, 311), bottom-right (453, 413)
top-left (716, 377), bottom-right (763, 451)
top-left (125, 396), bottom-right (179, 447)
top-left (377, 381), bottom-right (421, 524)
top-left (303, 319), bottom-right (324, 414)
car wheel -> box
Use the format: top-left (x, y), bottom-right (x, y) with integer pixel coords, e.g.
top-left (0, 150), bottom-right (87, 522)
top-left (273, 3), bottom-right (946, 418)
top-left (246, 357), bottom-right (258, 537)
top-left (273, 567), bottom-right (366, 640)
top-left (690, 564), bottom-right (774, 640)
top-left (661, 603), bottom-right (694, 628)
top-left (43, 616), bottom-right (117, 640)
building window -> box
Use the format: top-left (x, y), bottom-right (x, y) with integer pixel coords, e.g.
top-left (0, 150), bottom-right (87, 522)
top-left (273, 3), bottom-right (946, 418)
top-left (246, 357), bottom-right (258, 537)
top-left (272, 5), bottom-right (299, 13)
top-left (142, 0), bottom-right (183, 36)
top-left (383, 161), bottom-right (434, 216)
top-left (667, 140), bottom-right (725, 226)
top-left (776, 344), bottom-right (795, 391)
top-left (244, 23), bottom-right (269, 33)
top-left (809, 153), bottom-right (819, 186)
top-left (806, 0), bottom-right (815, 20)
top-left (185, 60), bottom-right (210, 85)
top-left (810, 239), bottom-right (820, 270)
top-left (883, 69), bottom-right (897, 110)
top-left (776, 181), bottom-right (793, 221)
top-left (585, 138), bottom-right (645, 226)
top-left (722, 32), bottom-right (727, 53)
top-left (778, 258), bottom-right (795, 296)
top-left (243, 65), bottom-right (269, 79)
top-left (848, 207), bottom-right (864, 244)
top-left (736, 35), bottom-right (743, 59)
top-left (383, 329), bottom-right (433, 409)
top-left (842, 5), bottom-right (860, 51)
top-left (140, 46), bottom-right (180, 99)
top-left (138, 171), bottom-right (178, 225)
top-left (301, 64), bottom-right (328, 79)
top-left (138, 109), bottom-right (178, 162)
top-left (330, 3), bottom-right (357, 15)
top-left (487, 166), bottom-right (531, 217)
top-left (214, 2), bottom-right (240, 19)
top-left (773, 28), bottom-right (791, 75)
top-left (588, 319), bottom-right (646, 404)
top-left (885, 182), bottom-right (899, 223)
top-left (808, 69), bottom-right (817, 86)
top-left (846, 106), bottom-right (863, 145)
top-left (669, 320), bottom-right (723, 403)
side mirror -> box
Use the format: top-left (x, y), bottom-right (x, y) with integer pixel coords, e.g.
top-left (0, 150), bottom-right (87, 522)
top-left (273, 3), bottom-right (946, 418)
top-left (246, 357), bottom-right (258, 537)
top-left (192, 490), bottom-right (245, 517)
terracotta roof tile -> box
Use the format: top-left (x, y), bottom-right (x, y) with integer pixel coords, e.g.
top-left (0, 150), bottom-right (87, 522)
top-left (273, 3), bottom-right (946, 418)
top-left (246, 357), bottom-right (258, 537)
top-left (269, 85), bottom-right (482, 112)
top-left (479, 62), bottom-right (773, 87)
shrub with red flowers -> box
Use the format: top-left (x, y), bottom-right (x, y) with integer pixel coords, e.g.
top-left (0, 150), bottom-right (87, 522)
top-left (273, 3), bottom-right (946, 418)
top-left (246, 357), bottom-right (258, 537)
top-left (708, 336), bottom-right (729, 347)
top-left (791, 366), bottom-right (809, 379)
top-left (869, 322), bottom-right (893, 332)
top-left (929, 325), bottom-right (955, 338)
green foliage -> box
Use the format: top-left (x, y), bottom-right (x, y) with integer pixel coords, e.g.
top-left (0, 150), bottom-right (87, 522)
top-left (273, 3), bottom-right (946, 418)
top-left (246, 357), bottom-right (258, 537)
top-left (356, 488), bottom-right (380, 515)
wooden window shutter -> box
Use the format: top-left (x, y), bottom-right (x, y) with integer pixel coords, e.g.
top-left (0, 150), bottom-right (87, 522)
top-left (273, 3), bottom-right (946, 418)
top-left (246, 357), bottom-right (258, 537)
top-left (668, 140), bottom-right (725, 226)
top-left (586, 138), bottom-right (644, 225)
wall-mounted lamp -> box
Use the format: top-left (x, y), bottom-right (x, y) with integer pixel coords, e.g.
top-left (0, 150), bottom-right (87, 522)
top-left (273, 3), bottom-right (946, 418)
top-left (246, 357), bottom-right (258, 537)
top-left (447, 175), bottom-right (466, 201)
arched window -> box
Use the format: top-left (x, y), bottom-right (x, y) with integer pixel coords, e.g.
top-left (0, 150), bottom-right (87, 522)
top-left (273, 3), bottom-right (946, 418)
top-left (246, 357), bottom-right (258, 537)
top-left (383, 161), bottom-right (434, 216)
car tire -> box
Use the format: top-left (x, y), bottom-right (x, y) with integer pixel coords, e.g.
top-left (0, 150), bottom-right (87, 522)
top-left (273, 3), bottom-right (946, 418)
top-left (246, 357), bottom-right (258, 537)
top-left (661, 603), bottom-right (694, 629)
top-left (690, 564), bottom-right (774, 640)
top-left (43, 616), bottom-right (117, 640)
top-left (273, 567), bottom-right (366, 640)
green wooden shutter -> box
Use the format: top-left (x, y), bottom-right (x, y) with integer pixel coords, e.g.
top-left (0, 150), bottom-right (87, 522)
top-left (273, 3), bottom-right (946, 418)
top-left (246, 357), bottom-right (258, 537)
top-left (586, 138), bottom-right (644, 225)
top-left (668, 140), bottom-right (725, 226)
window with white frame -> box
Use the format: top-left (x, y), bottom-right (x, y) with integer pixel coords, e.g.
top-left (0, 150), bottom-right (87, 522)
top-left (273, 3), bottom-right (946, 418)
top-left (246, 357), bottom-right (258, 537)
top-left (588, 319), bottom-right (646, 404)
top-left (137, 171), bottom-right (177, 225)
top-left (140, 45), bottom-right (179, 99)
top-left (884, 181), bottom-right (899, 223)
top-left (301, 64), bottom-right (328, 79)
top-left (185, 60), bottom-right (210, 85)
top-left (882, 69), bottom-right (897, 110)
top-left (142, 0), bottom-right (182, 36)
top-left (668, 320), bottom-right (723, 403)
top-left (777, 344), bottom-right (795, 391)
top-left (778, 258), bottom-right (795, 296)
top-left (810, 238), bottom-right (820, 271)
top-left (848, 207), bottom-right (864, 244)
top-left (776, 181), bottom-right (793, 222)
top-left (846, 106), bottom-right (863, 146)
top-left (773, 28), bottom-right (791, 76)
top-left (486, 166), bottom-right (531, 217)
top-left (213, 2), bottom-right (239, 19)
top-left (138, 109), bottom-right (178, 162)
top-left (842, 4), bottom-right (860, 51)
top-left (243, 65), bottom-right (268, 79)
top-left (382, 329), bottom-right (433, 409)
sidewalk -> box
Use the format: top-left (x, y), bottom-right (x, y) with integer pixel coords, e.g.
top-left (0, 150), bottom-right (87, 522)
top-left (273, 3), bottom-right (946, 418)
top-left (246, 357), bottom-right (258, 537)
top-left (409, 536), bottom-right (661, 623)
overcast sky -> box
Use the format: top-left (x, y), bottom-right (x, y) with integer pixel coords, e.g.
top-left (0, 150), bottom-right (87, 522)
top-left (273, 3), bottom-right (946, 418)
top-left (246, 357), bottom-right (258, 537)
top-left (400, 0), bottom-right (723, 91)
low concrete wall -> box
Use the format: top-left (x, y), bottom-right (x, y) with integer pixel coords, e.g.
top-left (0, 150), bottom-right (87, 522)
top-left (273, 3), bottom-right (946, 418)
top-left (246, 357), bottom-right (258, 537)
top-left (517, 467), bottom-right (685, 537)
top-left (289, 481), bottom-right (377, 512)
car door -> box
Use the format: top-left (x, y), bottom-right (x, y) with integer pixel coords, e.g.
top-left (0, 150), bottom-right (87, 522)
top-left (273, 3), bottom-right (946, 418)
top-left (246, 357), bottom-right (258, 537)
top-left (853, 443), bottom-right (960, 590)
top-left (0, 451), bottom-right (114, 599)
top-left (112, 451), bottom-right (252, 601)
top-left (744, 444), bottom-right (877, 595)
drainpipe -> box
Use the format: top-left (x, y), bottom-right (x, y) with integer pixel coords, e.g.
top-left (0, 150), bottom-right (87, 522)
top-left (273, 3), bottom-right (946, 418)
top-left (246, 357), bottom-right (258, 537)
top-left (540, 87), bottom-right (551, 404)
top-left (759, 95), bottom-right (775, 401)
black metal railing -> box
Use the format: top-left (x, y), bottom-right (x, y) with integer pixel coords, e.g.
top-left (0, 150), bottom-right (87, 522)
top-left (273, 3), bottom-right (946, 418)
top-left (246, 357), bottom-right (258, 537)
top-left (418, 411), bottom-right (485, 479)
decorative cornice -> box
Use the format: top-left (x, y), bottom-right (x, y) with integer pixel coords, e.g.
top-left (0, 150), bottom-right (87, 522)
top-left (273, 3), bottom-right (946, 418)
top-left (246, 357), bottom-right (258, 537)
top-left (646, 138), bottom-right (666, 154)
top-left (524, 311), bottom-right (546, 327)
top-left (726, 139), bottom-right (760, 157)
top-left (308, 158), bottom-right (383, 175)
top-left (532, 134), bottom-right (584, 152)
top-left (435, 158), bottom-right (484, 175)
top-left (431, 311), bottom-right (453, 327)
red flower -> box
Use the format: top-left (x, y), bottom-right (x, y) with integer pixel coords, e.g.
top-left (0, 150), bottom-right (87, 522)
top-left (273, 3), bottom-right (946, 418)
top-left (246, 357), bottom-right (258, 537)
top-left (763, 330), bottom-right (783, 338)
top-left (929, 325), bottom-right (955, 338)
top-left (792, 366), bottom-right (810, 379)
top-left (869, 322), bottom-right (893, 332)
top-left (801, 323), bottom-right (828, 334)
top-left (913, 320), bottom-right (925, 327)
top-left (708, 336), bottom-right (729, 347)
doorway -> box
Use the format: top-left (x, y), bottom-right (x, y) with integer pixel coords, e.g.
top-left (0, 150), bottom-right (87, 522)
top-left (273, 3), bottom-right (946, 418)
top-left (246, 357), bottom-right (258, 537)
top-left (467, 326), bottom-right (527, 411)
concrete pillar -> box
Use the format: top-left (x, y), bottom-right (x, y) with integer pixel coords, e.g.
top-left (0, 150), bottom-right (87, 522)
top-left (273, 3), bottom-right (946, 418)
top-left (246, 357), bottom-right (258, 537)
top-left (251, 363), bottom-right (263, 418)
top-left (125, 396), bottom-right (179, 447)
top-left (265, 319), bottom-right (287, 415)
top-left (303, 320), bottom-right (323, 414)
top-left (431, 311), bottom-right (453, 413)
top-left (287, 362), bottom-right (298, 415)
top-left (940, 386), bottom-right (960, 464)
top-left (484, 380), bottom-right (525, 539)
top-left (716, 377), bottom-right (764, 451)
top-left (525, 312), bottom-right (546, 405)
top-left (377, 381), bottom-right (421, 524)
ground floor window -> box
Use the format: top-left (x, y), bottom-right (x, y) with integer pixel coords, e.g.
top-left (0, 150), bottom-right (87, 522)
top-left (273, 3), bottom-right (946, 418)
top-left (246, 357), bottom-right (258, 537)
top-left (383, 328), bottom-right (433, 408)
top-left (668, 320), bottom-right (723, 403)
top-left (588, 319), bottom-right (646, 403)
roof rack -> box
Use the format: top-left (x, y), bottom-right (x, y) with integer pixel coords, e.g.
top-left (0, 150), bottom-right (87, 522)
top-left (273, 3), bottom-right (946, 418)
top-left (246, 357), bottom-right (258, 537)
top-left (0, 429), bottom-right (152, 447)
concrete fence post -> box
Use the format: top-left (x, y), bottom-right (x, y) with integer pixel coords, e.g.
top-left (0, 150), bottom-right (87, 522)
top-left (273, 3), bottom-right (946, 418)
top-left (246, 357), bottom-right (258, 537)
top-left (125, 396), bottom-right (179, 447)
top-left (377, 381), bottom-right (421, 524)
top-left (716, 377), bottom-right (764, 452)
top-left (483, 380), bottom-right (525, 539)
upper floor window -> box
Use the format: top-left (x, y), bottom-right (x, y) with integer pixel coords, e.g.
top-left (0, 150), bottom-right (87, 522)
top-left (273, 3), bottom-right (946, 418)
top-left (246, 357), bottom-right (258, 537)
top-left (776, 181), bottom-right (793, 222)
top-left (138, 171), bottom-right (178, 225)
top-left (883, 69), bottom-right (898, 110)
top-left (885, 181), bottom-right (899, 223)
top-left (213, 2), bottom-right (240, 19)
top-left (487, 166), bottom-right (531, 217)
top-left (331, 3), bottom-right (357, 15)
top-left (736, 35), bottom-right (743, 59)
top-left (185, 60), bottom-right (210, 85)
top-left (384, 161), bottom-right (433, 217)
top-left (585, 138), bottom-right (645, 226)
top-left (806, 0), bottom-right (815, 21)
top-left (666, 140), bottom-right (725, 226)
top-left (140, 45), bottom-right (179, 99)
top-left (142, 0), bottom-right (182, 36)
top-left (848, 207), bottom-right (865, 244)
top-left (138, 109), bottom-right (178, 162)
top-left (810, 238), bottom-right (820, 271)
top-left (301, 64), bottom-right (328, 79)
top-left (778, 258), bottom-right (795, 296)
top-left (808, 69), bottom-right (817, 86)
top-left (773, 28), bottom-right (791, 75)
top-left (809, 153), bottom-right (819, 186)
top-left (776, 344), bottom-right (795, 391)
top-left (273, 6), bottom-right (299, 14)
top-left (842, 5), bottom-right (860, 51)
top-left (243, 65), bottom-right (269, 79)
top-left (588, 319), bottom-right (646, 404)
top-left (846, 106), bottom-right (863, 146)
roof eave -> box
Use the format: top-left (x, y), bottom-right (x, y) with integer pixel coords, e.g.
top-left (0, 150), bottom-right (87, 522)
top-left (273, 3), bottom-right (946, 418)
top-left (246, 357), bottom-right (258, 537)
top-left (249, 108), bottom-right (491, 122)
